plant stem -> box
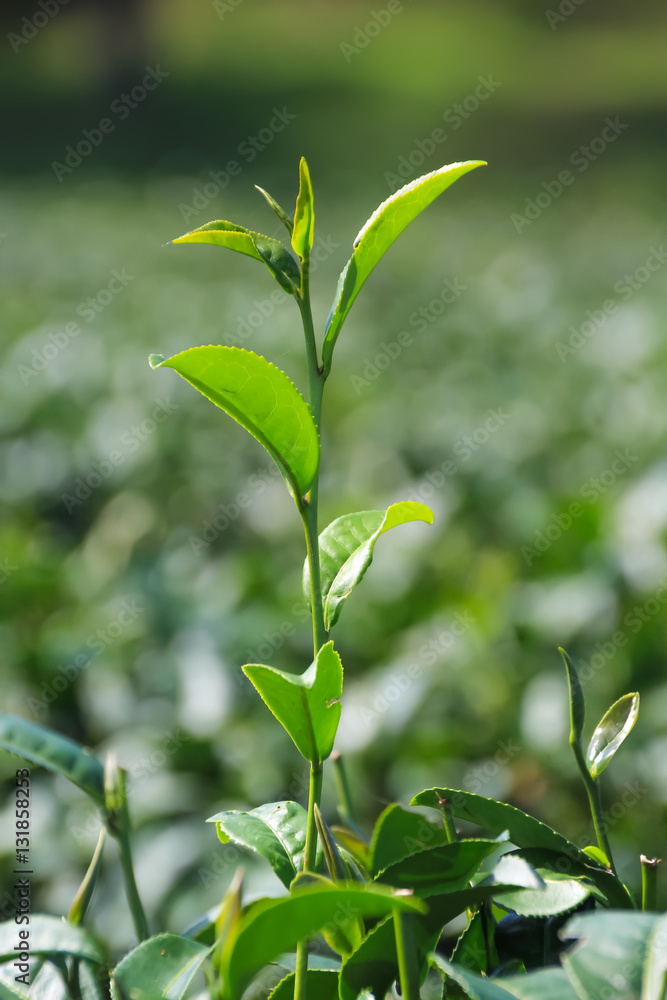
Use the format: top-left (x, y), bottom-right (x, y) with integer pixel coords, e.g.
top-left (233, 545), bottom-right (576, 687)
top-left (571, 741), bottom-right (616, 875)
top-left (641, 855), bottom-right (660, 911)
top-left (117, 825), bottom-right (149, 942)
top-left (331, 752), bottom-right (357, 829)
top-left (393, 907), bottom-right (421, 1000)
top-left (437, 795), bottom-right (458, 844)
top-left (304, 763), bottom-right (324, 872)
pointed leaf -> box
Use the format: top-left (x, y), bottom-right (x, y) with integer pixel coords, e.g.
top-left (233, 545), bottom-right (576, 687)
top-left (255, 185), bottom-right (294, 235)
top-left (206, 801), bottom-right (315, 888)
top-left (150, 347), bottom-right (319, 500)
top-left (586, 692), bottom-right (639, 778)
top-left (331, 825), bottom-right (370, 870)
top-left (493, 850), bottom-right (595, 917)
top-left (368, 804), bottom-right (452, 877)
top-left (68, 826), bottom-right (106, 926)
top-left (243, 641), bottom-right (342, 764)
top-left (291, 157), bottom-right (314, 259)
top-left (112, 934), bottom-right (211, 1000)
top-left (411, 788), bottom-right (634, 908)
top-left (0, 714), bottom-right (104, 806)
top-left (173, 219), bottom-right (300, 294)
top-left (220, 880), bottom-right (424, 1000)
top-left (303, 502), bottom-right (433, 630)
top-left (0, 916), bottom-right (103, 965)
top-left (558, 647), bottom-right (584, 748)
top-left (322, 160), bottom-right (486, 370)
top-left (429, 954), bottom-right (519, 999)
top-left (375, 837), bottom-right (506, 897)
top-left (268, 969), bottom-right (338, 1000)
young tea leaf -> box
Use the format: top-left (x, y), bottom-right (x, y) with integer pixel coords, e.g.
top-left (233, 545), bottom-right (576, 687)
top-left (303, 502), bottom-right (433, 631)
top-left (112, 934), bottom-right (212, 1000)
top-left (243, 641), bottom-right (343, 765)
top-left (255, 185), bottom-right (294, 236)
top-left (0, 713), bottom-right (104, 806)
top-left (291, 156), bottom-right (314, 259)
top-left (558, 647), bottom-right (585, 748)
top-left (150, 347), bottom-right (319, 501)
top-left (173, 219), bottom-right (300, 294)
top-left (206, 801), bottom-right (314, 888)
top-left (322, 160), bottom-right (486, 371)
top-left (586, 692), bottom-right (639, 779)
top-left (221, 881), bottom-right (424, 1000)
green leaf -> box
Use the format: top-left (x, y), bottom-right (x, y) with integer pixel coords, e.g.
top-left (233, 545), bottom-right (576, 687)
top-left (411, 788), bottom-right (635, 909)
top-left (558, 647), bottom-right (584, 748)
top-left (586, 692), bottom-right (639, 779)
top-left (291, 872), bottom-right (363, 956)
top-left (68, 826), bottom-right (106, 926)
top-left (303, 502), bottom-right (434, 630)
top-left (150, 347), bottom-right (319, 501)
top-left (243, 641), bottom-right (342, 765)
top-left (375, 837), bottom-right (506, 897)
top-left (330, 826), bottom-right (370, 871)
top-left (322, 160), bottom-right (486, 371)
top-left (268, 969), bottom-right (338, 1000)
top-left (562, 910), bottom-right (661, 1000)
top-left (0, 916), bottom-right (103, 965)
top-left (291, 157), bottom-right (314, 259)
top-left (451, 909), bottom-right (488, 974)
top-left (220, 880), bottom-right (425, 1000)
top-left (492, 850), bottom-right (594, 917)
top-left (112, 934), bottom-right (211, 1000)
top-left (255, 184), bottom-right (294, 236)
top-left (498, 968), bottom-right (581, 1000)
top-left (368, 804), bottom-right (453, 877)
top-left (206, 801), bottom-right (313, 889)
top-left (429, 954), bottom-right (519, 999)
top-left (0, 979), bottom-right (28, 1000)
top-left (0, 714), bottom-right (104, 806)
top-left (173, 219), bottom-right (300, 294)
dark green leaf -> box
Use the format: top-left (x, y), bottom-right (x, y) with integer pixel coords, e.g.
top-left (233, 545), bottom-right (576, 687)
top-left (150, 347), bottom-right (319, 501)
top-left (303, 502), bottom-right (433, 630)
top-left (558, 647), bottom-right (584, 748)
top-left (112, 934), bottom-right (211, 1000)
top-left (322, 160), bottom-right (486, 371)
top-left (586, 692), bottom-right (640, 779)
top-left (368, 804), bottom-right (453, 877)
top-left (0, 714), bottom-right (104, 806)
top-left (291, 157), bottom-right (314, 259)
top-left (221, 880), bottom-right (424, 1000)
top-left (243, 641), bottom-right (342, 765)
top-left (376, 838), bottom-right (505, 897)
top-left (268, 969), bottom-right (338, 1000)
top-left (173, 220), bottom-right (300, 294)
top-left (429, 954), bottom-right (519, 999)
top-left (0, 916), bottom-right (103, 965)
top-left (207, 801), bottom-right (311, 888)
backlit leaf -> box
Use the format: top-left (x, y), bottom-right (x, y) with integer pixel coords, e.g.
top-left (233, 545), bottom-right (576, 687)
top-left (150, 347), bottom-right (319, 501)
top-left (322, 160), bottom-right (486, 371)
top-left (558, 647), bottom-right (584, 748)
top-left (303, 502), bottom-right (433, 630)
top-left (586, 692), bottom-right (639, 779)
top-left (243, 641), bottom-right (342, 764)
top-left (291, 157), bottom-right (314, 259)
top-left (112, 934), bottom-right (211, 1000)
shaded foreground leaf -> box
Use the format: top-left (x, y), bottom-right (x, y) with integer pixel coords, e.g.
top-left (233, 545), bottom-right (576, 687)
top-left (0, 915), bottom-right (103, 965)
top-left (586, 692), bottom-right (639, 779)
top-left (376, 837), bottom-right (504, 897)
top-left (323, 160), bottom-right (486, 369)
top-left (150, 347), bottom-right (319, 501)
top-left (243, 641), bottom-right (342, 765)
top-left (561, 910), bottom-right (662, 1000)
top-left (368, 804), bottom-right (453, 877)
top-left (0, 714), bottom-right (104, 805)
top-left (112, 933), bottom-right (211, 1000)
top-left (304, 502), bottom-right (433, 630)
top-left (221, 881), bottom-right (424, 1000)
top-left (268, 969), bottom-right (338, 999)
top-left (207, 801), bottom-right (311, 888)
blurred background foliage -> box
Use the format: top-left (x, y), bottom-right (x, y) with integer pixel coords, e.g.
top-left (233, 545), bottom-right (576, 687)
top-left (1, 0), bottom-right (667, 952)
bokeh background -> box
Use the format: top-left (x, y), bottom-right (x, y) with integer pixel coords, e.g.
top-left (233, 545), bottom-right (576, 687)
top-left (2, 0), bottom-right (667, 953)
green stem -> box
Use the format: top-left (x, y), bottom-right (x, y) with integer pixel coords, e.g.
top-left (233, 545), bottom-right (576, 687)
top-left (117, 824), bottom-right (150, 941)
top-left (304, 763), bottom-right (324, 872)
top-left (393, 907), bottom-right (421, 1000)
top-left (437, 795), bottom-right (458, 844)
top-left (331, 752), bottom-right (356, 829)
top-left (571, 741), bottom-right (616, 875)
top-left (641, 855), bottom-right (660, 911)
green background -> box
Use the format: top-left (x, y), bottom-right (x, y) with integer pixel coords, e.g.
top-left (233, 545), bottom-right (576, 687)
top-left (1, 0), bottom-right (667, 949)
